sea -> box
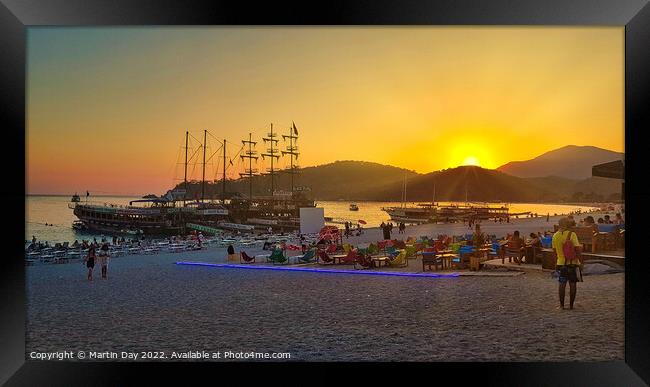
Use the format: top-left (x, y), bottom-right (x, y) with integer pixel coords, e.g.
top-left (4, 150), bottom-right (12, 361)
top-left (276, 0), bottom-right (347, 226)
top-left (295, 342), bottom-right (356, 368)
top-left (25, 195), bottom-right (601, 245)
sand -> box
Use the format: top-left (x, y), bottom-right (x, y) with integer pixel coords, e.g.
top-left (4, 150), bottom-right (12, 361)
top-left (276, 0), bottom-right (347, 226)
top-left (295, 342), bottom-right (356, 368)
top-left (344, 211), bottom-right (618, 245)
top-left (25, 240), bottom-right (624, 361)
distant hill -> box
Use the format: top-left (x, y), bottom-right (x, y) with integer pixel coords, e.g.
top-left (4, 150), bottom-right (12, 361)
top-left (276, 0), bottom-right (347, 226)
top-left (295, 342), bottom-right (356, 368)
top-left (525, 176), bottom-right (622, 202)
top-left (173, 159), bottom-right (622, 203)
top-left (367, 166), bottom-right (552, 202)
top-left (173, 160), bottom-right (419, 201)
top-left (497, 145), bottom-right (624, 179)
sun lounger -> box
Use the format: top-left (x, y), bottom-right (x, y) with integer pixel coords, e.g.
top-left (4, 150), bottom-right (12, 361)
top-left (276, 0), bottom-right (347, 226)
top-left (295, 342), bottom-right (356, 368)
top-left (266, 249), bottom-right (288, 265)
top-left (387, 250), bottom-right (408, 267)
top-left (354, 253), bottom-right (373, 270)
top-left (240, 251), bottom-right (256, 264)
top-left (317, 250), bottom-right (335, 265)
top-left (289, 249), bottom-right (316, 264)
top-left (338, 249), bottom-right (358, 265)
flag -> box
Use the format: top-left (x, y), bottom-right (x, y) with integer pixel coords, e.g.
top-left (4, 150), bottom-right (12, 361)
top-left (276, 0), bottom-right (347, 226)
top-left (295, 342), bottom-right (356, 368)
top-left (292, 121), bottom-right (298, 135)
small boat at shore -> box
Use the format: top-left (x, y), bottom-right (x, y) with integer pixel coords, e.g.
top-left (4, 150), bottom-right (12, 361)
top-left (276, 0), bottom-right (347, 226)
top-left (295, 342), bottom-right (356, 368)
top-left (71, 193), bottom-right (80, 203)
top-left (349, 203), bottom-right (359, 211)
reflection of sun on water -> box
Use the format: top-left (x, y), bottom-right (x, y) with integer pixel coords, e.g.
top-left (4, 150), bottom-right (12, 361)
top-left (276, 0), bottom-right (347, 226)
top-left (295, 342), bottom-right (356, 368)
top-left (462, 156), bottom-right (480, 166)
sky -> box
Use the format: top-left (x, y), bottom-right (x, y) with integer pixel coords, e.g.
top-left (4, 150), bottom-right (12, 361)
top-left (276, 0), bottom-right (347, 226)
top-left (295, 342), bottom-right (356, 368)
top-left (26, 27), bottom-right (624, 196)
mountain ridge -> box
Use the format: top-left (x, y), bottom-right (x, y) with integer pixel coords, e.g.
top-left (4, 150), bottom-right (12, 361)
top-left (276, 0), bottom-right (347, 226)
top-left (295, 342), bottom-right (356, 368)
top-left (171, 146), bottom-right (623, 202)
top-left (497, 145), bottom-right (623, 179)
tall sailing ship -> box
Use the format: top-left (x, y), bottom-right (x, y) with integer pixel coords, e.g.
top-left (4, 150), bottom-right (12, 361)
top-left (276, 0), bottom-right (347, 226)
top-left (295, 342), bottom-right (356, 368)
top-left (69, 123), bottom-right (315, 235)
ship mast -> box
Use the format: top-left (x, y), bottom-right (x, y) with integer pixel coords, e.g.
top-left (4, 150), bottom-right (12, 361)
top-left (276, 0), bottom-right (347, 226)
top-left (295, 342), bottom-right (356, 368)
top-left (240, 133), bottom-right (258, 200)
top-left (432, 180), bottom-right (436, 205)
top-left (281, 122), bottom-right (300, 195)
top-left (222, 139), bottom-right (227, 202)
top-left (402, 171), bottom-right (406, 208)
top-left (261, 123), bottom-right (280, 195)
top-left (184, 131), bottom-right (188, 205)
top-left (201, 129), bottom-right (206, 202)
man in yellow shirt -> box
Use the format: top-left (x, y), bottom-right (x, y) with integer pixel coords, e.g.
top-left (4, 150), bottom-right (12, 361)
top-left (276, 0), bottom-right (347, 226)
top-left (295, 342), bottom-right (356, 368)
top-left (552, 217), bottom-right (583, 310)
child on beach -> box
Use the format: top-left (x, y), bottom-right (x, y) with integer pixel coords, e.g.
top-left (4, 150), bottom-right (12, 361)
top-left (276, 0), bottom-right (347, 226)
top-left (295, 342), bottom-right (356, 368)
top-left (84, 245), bottom-right (96, 281)
top-left (98, 243), bottom-right (110, 279)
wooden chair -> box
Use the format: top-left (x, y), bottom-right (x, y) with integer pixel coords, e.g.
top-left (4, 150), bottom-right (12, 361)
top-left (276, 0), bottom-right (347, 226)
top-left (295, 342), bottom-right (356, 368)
top-left (422, 252), bottom-right (443, 272)
top-left (501, 243), bottom-right (524, 264)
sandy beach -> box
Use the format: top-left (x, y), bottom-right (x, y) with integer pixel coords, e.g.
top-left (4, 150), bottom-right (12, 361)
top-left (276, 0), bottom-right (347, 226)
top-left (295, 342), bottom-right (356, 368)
top-left (26, 230), bottom-right (624, 361)
top-left (345, 211), bottom-right (617, 245)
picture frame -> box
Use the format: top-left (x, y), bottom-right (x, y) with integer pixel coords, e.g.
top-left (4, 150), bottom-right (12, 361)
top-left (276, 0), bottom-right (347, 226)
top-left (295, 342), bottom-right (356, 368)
top-left (1, 0), bottom-right (648, 384)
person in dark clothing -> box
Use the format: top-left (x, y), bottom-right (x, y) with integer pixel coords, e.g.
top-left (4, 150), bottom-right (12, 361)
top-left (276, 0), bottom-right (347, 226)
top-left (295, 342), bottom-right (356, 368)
top-left (84, 245), bottom-right (96, 281)
top-left (227, 244), bottom-right (236, 261)
top-left (381, 222), bottom-right (390, 240)
top-left (525, 233), bottom-right (542, 263)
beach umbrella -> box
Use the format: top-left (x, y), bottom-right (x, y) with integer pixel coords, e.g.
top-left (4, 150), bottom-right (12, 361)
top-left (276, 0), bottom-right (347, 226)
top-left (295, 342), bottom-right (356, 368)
top-left (358, 220), bottom-right (367, 225)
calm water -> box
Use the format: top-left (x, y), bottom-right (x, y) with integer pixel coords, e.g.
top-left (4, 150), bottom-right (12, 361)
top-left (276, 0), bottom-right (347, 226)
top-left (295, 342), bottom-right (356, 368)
top-left (26, 195), bottom-right (599, 244)
top-left (317, 201), bottom-right (599, 227)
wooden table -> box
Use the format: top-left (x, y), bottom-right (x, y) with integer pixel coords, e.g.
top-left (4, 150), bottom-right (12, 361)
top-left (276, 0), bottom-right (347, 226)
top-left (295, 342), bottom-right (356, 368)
top-left (371, 256), bottom-right (389, 268)
top-left (331, 254), bottom-right (348, 264)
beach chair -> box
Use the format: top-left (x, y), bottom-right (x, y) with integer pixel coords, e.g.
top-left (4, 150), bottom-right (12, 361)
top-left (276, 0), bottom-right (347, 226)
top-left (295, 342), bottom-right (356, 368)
top-left (290, 249), bottom-right (316, 264)
top-left (266, 249), bottom-right (288, 265)
top-left (317, 250), bottom-right (335, 265)
top-left (240, 251), bottom-right (256, 264)
top-left (354, 253), bottom-right (373, 270)
top-left (404, 245), bottom-right (417, 259)
top-left (367, 243), bottom-right (379, 255)
top-left (343, 244), bottom-right (352, 254)
top-left (387, 250), bottom-right (408, 267)
top-left (384, 246), bottom-right (398, 257)
top-left (339, 249), bottom-right (358, 265)
top-left (325, 243), bottom-right (338, 254)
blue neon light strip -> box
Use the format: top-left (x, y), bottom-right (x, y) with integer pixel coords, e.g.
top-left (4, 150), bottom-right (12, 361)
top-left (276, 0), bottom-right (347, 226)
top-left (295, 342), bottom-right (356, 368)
top-left (175, 261), bottom-right (459, 278)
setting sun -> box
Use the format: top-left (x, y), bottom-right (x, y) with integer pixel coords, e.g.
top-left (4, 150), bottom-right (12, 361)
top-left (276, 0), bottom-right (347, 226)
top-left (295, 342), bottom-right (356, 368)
top-left (462, 156), bottom-right (480, 166)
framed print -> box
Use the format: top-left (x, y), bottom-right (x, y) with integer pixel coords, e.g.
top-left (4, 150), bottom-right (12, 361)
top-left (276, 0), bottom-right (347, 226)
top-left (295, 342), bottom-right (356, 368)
top-left (1, 0), bottom-right (649, 385)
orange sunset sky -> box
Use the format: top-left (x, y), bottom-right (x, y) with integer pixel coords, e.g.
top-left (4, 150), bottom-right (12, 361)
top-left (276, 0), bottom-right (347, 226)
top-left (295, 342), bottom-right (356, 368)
top-left (27, 27), bottom-right (624, 196)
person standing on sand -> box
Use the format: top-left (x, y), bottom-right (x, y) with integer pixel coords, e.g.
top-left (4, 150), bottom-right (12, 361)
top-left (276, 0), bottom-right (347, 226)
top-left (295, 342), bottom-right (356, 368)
top-left (84, 245), bottom-right (96, 281)
top-left (98, 242), bottom-right (110, 279)
top-left (552, 217), bottom-right (583, 310)
top-left (546, 213), bottom-right (550, 222)
top-left (227, 244), bottom-right (236, 262)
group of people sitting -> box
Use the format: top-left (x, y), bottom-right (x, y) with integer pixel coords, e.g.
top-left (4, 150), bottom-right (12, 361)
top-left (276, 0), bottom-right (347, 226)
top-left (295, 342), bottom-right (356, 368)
top-left (578, 213), bottom-right (624, 229)
top-left (498, 230), bottom-right (544, 264)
